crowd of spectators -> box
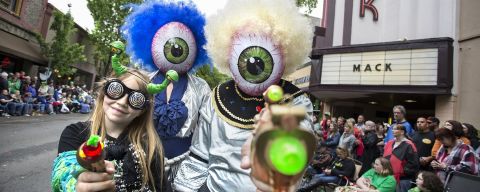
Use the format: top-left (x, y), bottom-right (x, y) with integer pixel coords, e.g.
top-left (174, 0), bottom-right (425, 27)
top-left (300, 105), bottom-right (479, 192)
top-left (0, 71), bottom-right (95, 117)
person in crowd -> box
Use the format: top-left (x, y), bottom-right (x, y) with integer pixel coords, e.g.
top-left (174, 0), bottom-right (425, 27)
top-left (356, 157), bottom-right (397, 192)
top-left (426, 117), bottom-right (440, 132)
top-left (0, 72), bottom-right (8, 91)
top-left (431, 128), bottom-right (478, 181)
top-left (384, 124), bottom-right (419, 192)
top-left (339, 118), bottom-right (357, 156)
top-left (337, 116), bottom-right (346, 135)
top-left (430, 120), bottom-right (470, 158)
top-left (376, 123), bottom-right (386, 156)
top-left (27, 83), bottom-right (37, 98)
top-left (8, 73), bottom-right (21, 94)
top-left (38, 81), bottom-right (48, 97)
top-left (13, 90), bottom-right (31, 116)
top-left (356, 114), bottom-right (366, 132)
top-left (1, 89), bottom-right (17, 116)
top-left (353, 120), bottom-right (365, 160)
top-left (408, 171), bottom-right (444, 192)
top-left (298, 147), bottom-right (355, 192)
top-left (323, 121), bottom-right (341, 151)
top-left (23, 92), bottom-right (39, 115)
top-left (412, 117), bottom-right (436, 171)
top-left (463, 123), bottom-right (479, 150)
top-left (385, 105), bottom-right (414, 142)
top-left (320, 112), bottom-right (332, 140)
top-left (47, 81), bottom-right (55, 96)
top-left (51, 69), bottom-right (169, 191)
top-left (304, 143), bottom-right (335, 181)
top-left (360, 121), bottom-right (381, 175)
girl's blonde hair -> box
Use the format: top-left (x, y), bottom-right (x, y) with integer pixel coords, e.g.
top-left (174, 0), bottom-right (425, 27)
top-left (89, 69), bottom-right (163, 189)
top-left (345, 118), bottom-right (355, 134)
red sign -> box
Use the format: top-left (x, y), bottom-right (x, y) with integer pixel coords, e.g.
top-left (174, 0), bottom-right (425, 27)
top-left (360, 0), bottom-right (379, 21)
top-left (1, 57), bottom-right (11, 68)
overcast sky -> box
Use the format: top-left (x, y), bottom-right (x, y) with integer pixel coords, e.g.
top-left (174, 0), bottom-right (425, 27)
top-left (48, 0), bottom-right (323, 32)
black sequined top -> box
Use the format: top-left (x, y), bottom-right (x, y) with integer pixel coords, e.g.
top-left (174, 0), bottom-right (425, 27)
top-left (58, 122), bottom-right (170, 191)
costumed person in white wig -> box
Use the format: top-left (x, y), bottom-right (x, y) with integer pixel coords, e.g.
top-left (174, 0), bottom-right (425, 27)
top-left (173, 0), bottom-right (314, 191)
top-left (121, 0), bottom-right (211, 187)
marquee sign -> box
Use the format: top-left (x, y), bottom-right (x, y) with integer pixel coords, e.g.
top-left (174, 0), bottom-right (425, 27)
top-left (320, 48), bottom-right (438, 86)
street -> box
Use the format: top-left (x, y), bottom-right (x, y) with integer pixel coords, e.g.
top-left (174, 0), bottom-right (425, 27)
top-left (0, 114), bottom-right (89, 192)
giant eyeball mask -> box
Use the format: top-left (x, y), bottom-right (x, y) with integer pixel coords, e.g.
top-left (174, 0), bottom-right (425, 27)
top-left (229, 34), bottom-right (284, 96)
top-left (151, 22), bottom-right (197, 74)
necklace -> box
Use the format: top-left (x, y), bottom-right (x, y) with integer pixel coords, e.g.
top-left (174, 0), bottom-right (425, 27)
top-left (234, 84), bottom-right (264, 102)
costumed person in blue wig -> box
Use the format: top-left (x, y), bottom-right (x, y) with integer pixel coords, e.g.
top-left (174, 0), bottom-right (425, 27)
top-left (121, 0), bottom-right (211, 187)
top-left (173, 0), bottom-right (314, 191)
top-left (51, 39), bottom-right (177, 191)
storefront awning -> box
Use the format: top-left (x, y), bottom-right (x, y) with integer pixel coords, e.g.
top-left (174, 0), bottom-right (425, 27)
top-left (0, 30), bottom-right (47, 65)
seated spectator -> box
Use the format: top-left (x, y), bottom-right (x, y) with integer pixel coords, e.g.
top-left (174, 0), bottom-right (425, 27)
top-left (38, 94), bottom-right (54, 115)
top-left (360, 121), bottom-right (381, 175)
top-left (462, 123), bottom-right (479, 150)
top-left (1, 89), bottom-right (16, 116)
top-left (384, 124), bottom-right (419, 192)
top-left (9, 90), bottom-right (26, 116)
top-left (298, 147), bottom-right (355, 192)
top-left (13, 90), bottom-right (31, 116)
top-left (304, 143), bottom-right (335, 180)
top-left (431, 128), bottom-right (478, 181)
top-left (323, 122), bottom-right (341, 151)
top-left (408, 171), bottom-right (444, 192)
top-left (431, 120), bottom-right (470, 158)
top-left (356, 157), bottom-right (397, 192)
top-left (23, 92), bottom-right (39, 115)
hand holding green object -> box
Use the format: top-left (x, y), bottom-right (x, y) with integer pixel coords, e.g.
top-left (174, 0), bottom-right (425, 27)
top-left (247, 85), bottom-right (316, 191)
top-left (268, 135), bottom-right (307, 175)
top-left (147, 70), bottom-right (179, 94)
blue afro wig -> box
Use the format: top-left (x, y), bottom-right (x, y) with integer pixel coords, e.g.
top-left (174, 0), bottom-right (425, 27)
top-left (121, 0), bottom-right (209, 73)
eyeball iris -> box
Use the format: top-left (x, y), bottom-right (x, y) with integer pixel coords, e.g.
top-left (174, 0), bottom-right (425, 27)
top-left (164, 37), bottom-right (189, 64)
top-left (238, 46), bottom-right (273, 83)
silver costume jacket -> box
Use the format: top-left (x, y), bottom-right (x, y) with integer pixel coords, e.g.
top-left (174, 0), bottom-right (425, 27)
top-left (152, 73), bottom-right (211, 177)
top-left (173, 80), bottom-right (313, 192)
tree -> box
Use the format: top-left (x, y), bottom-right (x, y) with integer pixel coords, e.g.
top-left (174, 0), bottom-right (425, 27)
top-left (36, 10), bottom-right (86, 76)
top-left (296, 0), bottom-right (318, 13)
top-left (86, 0), bottom-right (143, 77)
top-left (195, 65), bottom-right (231, 89)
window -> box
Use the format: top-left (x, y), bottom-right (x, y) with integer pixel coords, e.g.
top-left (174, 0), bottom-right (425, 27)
top-left (1, 0), bottom-right (22, 16)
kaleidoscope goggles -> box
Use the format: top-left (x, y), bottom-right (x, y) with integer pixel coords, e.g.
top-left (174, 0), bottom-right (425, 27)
top-left (104, 79), bottom-right (149, 110)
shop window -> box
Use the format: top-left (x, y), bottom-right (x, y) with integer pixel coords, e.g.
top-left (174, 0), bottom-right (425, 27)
top-left (0, 0), bottom-right (22, 16)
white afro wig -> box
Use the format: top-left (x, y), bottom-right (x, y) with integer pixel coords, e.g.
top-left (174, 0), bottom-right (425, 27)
top-left (205, 0), bottom-right (314, 77)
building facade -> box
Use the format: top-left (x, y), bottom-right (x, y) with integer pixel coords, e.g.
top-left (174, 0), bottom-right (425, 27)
top-left (1, 0), bottom-right (96, 89)
top-left (308, 0), bottom-right (480, 126)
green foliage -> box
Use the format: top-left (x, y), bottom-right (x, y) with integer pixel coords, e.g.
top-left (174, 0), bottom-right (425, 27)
top-left (36, 11), bottom-right (86, 76)
top-left (86, 0), bottom-right (143, 77)
top-left (296, 0), bottom-right (318, 13)
top-left (195, 65), bottom-right (231, 89)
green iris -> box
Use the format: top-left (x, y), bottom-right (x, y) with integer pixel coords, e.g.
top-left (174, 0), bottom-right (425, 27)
top-left (163, 37), bottom-right (189, 64)
top-left (238, 46), bottom-right (273, 83)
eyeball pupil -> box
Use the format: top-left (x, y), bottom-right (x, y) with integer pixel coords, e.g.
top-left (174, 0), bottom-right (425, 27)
top-left (246, 57), bottom-right (265, 75)
top-left (171, 43), bottom-right (183, 57)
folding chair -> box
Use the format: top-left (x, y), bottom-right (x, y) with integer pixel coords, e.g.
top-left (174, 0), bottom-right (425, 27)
top-left (444, 171), bottom-right (480, 192)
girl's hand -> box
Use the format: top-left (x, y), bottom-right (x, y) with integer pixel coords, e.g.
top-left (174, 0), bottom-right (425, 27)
top-left (76, 161), bottom-right (116, 192)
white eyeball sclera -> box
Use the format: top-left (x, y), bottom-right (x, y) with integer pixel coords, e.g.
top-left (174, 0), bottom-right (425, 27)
top-left (229, 34), bottom-right (284, 96)
top-left (151, 22), bottom-right (197, 74)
